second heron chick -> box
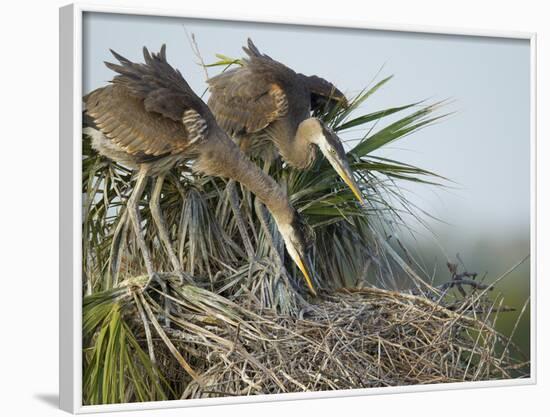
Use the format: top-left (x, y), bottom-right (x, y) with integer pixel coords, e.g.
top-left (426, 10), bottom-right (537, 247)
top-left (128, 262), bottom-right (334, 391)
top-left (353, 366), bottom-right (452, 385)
top-left (84, 45), bottom-right (317, 295)
top-left (207, 38), bottom-right (365, 205)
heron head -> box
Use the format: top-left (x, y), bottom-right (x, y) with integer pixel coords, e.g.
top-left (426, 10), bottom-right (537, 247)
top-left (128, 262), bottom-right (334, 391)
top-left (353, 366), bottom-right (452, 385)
top-left (276, 212), bottom-right (317, 296)
top-left (305, 118), bottom-right (366, 206)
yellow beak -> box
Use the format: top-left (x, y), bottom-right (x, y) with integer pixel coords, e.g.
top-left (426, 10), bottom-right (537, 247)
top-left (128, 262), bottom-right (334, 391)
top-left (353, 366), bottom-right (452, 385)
top-left (296, 256), bottom-right (317, 296)
top-left (341, 170), bottom-right (365, 206)
top-left (332, 161), bottom-right (365, 206)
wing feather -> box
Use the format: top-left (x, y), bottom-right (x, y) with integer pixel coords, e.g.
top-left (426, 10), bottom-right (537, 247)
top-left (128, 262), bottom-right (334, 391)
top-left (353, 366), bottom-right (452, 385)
top-left (207, 39), bottom-right (296, 136)
top-left (207, 39), bottom-right (347, 137)
top-left (86, 84), bottom-right (191, 157)
top-left (104, 45), bottom-right (210, 123)
top-left (296, 73), bottom-right (348, 112)
top-left (85, 45), bottom-right (213, 161)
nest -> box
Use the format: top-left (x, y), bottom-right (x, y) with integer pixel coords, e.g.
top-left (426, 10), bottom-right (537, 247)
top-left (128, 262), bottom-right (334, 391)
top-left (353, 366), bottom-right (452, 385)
top-left (81, 70), bottom-right (529, 405)
top-left (122, 279), bottom-right (529, 400)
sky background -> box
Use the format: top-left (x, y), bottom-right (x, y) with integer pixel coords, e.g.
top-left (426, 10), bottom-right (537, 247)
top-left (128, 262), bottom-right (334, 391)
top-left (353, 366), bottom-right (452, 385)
top-left (82, 12), bottom-right (531, 278)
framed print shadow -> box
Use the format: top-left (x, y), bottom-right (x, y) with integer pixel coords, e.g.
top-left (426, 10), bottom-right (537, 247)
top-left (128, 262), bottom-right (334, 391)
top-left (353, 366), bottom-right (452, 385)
top-left (59, 3), bottom-right (537, 413)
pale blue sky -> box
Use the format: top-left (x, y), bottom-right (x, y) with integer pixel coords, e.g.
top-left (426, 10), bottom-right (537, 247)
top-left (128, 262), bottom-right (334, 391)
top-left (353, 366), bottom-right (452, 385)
top-left (83, 12), bottom-right (531, 251)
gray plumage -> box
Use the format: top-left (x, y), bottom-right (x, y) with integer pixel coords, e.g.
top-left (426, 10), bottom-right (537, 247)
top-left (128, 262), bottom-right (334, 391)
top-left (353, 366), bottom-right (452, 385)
top-left (207, 39), bottom-right (365, 205)
top-left (83, 45), bottom-right (317, 294)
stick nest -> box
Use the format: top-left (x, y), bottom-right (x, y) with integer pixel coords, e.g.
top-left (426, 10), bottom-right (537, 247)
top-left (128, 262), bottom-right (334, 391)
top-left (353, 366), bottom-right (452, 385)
top-left (121, 279), bottom-right (529, 400)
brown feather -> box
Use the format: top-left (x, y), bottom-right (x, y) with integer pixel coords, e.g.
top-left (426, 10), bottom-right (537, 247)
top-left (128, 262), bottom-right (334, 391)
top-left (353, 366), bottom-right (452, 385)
top-left (85, 45), bottom-right (217, 162)
top-left (86, 85), bottom-right (193, 158)
top-left (297, 73), bottom-right (348, 111)
top-left (207, 45), bottom-right (299, 137)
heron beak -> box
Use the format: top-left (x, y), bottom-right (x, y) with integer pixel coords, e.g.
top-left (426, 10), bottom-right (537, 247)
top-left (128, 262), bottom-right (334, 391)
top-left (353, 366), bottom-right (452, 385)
top-left (278, 223), bottom-right (318, 296)
top-left (295, 251), bottom-right (317, 296)
top-left (317, 126), bottom-right (366, 206)
top-left (337, 163), bottom-right (365, 205)
top-left (278, 225), bottom-right (317, 296)
top-left (324, 149), bottom-right (366, 206)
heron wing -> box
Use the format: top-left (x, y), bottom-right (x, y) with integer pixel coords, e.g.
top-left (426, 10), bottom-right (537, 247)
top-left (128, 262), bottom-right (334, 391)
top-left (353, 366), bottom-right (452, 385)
top-left (85, 84), bottom-right (192, 158)
top-left (105, 45), bottom-right (210, 123)
top-left (85, 46), bottom-right (211, 159)
top-left (207, 68), bottom-right (290, 136)
top-left (242, 38), bottom-right (347, 113)
top-left (207, 39), bottom-right (304, 136)
top-left (297, 73), bottom-right (348, 112)
top-left (208, 39), bottom-right (347, 135)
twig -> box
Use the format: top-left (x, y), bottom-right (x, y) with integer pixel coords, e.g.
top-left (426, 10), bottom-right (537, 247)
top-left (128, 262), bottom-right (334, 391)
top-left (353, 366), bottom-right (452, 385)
top-left (183, 26), bottom-right (209, 81)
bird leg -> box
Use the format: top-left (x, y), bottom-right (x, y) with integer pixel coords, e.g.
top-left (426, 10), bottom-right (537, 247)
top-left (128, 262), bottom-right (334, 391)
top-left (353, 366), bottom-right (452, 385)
top-left (226, 179), bottom-right (256, 262)
top-left (108, 208), bottom-right (129, 287)
top-left (150, 174), bottom-right (191, 285)
top-left (126, 167), bottom-right (159, 290)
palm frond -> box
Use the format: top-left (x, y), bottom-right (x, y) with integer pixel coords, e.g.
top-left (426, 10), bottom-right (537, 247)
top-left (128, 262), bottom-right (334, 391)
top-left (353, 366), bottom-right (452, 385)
top-left (78, 54), bottom-right (530, 406)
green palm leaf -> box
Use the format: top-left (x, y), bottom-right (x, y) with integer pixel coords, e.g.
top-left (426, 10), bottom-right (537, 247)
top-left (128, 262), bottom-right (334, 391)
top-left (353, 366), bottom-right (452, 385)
top-left (81, 55), bottom-right (453, 403)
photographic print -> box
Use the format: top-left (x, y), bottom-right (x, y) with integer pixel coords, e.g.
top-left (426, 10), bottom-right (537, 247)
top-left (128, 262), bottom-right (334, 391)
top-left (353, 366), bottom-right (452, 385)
top-left (68, 7), bottom-right (533, 410)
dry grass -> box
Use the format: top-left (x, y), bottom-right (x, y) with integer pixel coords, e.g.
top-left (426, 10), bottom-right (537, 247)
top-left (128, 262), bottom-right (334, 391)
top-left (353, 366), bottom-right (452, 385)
top-left (111, 275), bottom-right (529, 400)
top-left (81, 69), bottom-right (529, 405)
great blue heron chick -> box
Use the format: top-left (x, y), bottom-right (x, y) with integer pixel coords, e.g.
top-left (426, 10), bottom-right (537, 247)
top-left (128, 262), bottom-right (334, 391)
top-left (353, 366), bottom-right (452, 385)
top-left (208, 38), bottom-right (365, 205)
top-left (83, 45), bottom-right (317, 294)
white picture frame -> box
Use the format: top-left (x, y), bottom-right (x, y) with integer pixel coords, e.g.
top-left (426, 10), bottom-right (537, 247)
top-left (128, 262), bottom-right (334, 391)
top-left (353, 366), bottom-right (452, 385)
top-left (59, 2), bottom-right (537, 413)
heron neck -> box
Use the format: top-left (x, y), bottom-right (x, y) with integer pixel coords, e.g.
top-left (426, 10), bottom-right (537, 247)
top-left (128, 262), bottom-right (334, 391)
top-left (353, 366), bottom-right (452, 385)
top-left (195, 134), bottom-right (295, 225)
top-left (275, 119), bottom-right (317, 170)
top-left (285, 133), bottom-right (316, 170)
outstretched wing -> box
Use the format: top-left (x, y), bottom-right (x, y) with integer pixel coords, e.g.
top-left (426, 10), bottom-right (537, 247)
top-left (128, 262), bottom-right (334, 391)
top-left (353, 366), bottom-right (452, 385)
top-left (297, 73), bottom-right (348, 113)
top-left (85, 46), bottom-right (211, 158)
top-left (244, 38), bottom-right (348, 112)
top-left (208, 39), bottom-right (347, 136)
top-left (207, 39), bottom-right (300, 137)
